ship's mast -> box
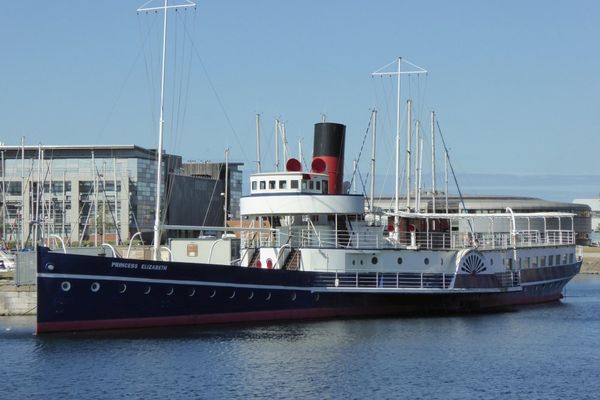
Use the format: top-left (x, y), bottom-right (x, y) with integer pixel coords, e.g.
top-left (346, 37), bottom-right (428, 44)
top-left (138, 0), bottom-right (195, 261)
top-left (372, 58), bottom-right (427, 234)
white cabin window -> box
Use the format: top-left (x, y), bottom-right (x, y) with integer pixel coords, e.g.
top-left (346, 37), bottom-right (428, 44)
top-left (322, 181), bottom-right (328, 193)
top-left (269, 180), bottom-right (276, 189)
top-left (309, 181), bottom-right (314, 190)
top-left (555, 255), bottom-right (560, 265)
top-left (540, 256), bottom-right (546, 267)
top-left (548, 256), bottom-right (553, 266)
top-left (251, 181), bottom-right (257, 190)
top-left (531, 256), bottom-right (538, 268)
top-left (316, 181), bottom-right (321, 191)
top-left (301, 181), bottom-right (307, 190)
top-left (279, 180), bottom-right (287, 189)
top-left (260, 181), bottom-right (266, 190)
top-left (291, 180), bottom-right (299, 189)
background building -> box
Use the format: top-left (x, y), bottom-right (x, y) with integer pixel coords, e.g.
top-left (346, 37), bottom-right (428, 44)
top-left (573, 198), bottom-right (600, 232)
top-left (0, 145), bottom-right (242, 248)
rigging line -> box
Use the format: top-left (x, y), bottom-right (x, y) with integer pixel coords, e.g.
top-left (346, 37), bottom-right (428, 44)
top-left (172, 10), bottom-right (195, 155)
top-left (348, 111), bottom-right (373, 188)
top-left (180, 22), bottom-right (250, 162)
top-left (138, 12), bottom-right (161, 134)
top-left (357, 167), bottom-right (370, 209)
top-left (168, 7), bottom-right (180, 151)
top-left (436, 120), bottom-right (474, 235)
top-left (94, 164), bottom-right (123, 244)
top-left (201, 163), bottom-right (224, 227)
top-left (97, 16), bottom-right (157, 142)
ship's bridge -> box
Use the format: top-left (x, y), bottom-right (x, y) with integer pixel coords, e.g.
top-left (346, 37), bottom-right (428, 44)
top-left (242, 172), bottom-right (363, 216)
top-left (249, 172), bottom-right (329, 195)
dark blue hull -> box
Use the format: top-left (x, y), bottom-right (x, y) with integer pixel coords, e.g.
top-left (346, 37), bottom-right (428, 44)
top-left (36, 248), bottom-right (581, 333)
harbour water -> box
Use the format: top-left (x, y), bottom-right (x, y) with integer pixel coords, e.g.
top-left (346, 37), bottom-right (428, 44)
top-left (1, 274), bottom-right (599, 400)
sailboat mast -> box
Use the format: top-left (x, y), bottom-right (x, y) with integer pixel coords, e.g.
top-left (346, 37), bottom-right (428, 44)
top-left (394, 58), bottom-right (401, 233)
top-left (275, 119), bottom-right (280, 171)
top-left (256, 113), bottom-right (261, 173)
top-left (431, 111), bottom-right (436, 213)
top-left (370, 109), bottom-right (377, 213)
top-left (151, 0), bottom-right (169, 261)
top-left (406, 99), bottom-right (412, 211)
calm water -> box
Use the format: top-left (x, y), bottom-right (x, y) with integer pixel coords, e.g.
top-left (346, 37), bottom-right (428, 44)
top-left (2, 275), bottom-right (599, 400)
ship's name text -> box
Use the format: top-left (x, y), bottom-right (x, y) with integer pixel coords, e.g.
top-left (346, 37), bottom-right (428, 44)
top-left (111, 262), bottom-right (168, 271)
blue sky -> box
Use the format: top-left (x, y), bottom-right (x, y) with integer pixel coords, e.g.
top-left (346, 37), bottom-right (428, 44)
top-left (1, 1), bottom-right (598, 200)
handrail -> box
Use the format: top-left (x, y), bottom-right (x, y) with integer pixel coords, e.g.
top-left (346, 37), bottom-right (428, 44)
top-left (126, 231), bottom-right (144, 258)
top-left (161, 246), bottom-right (172, 261)
top-left (102, 243), bottom-right (118, 258)
top-left (49, 234), bottom-right (67, 254)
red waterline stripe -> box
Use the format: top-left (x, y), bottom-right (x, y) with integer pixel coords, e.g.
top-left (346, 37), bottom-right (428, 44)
top-left (36, 307), bottom-right (369, 334)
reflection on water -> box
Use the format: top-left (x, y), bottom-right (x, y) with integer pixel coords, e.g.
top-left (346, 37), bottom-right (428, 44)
top-left (1, 274), bottom-right (599, 399)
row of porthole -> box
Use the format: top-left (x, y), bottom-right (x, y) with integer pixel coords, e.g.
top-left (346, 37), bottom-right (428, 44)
top-left (59, 281), bottom-right (310, 302)
top-left (351, 257), bottom-right (446, 266)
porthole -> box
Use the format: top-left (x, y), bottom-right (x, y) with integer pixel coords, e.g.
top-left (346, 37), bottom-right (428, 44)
top-left (397, 257), bottom-right (403, 265)
top-left (166, 287), bottom-right (174, 296)
top-left (209, 289), bottom-right (217, 298)
top-left (144, 286), bottom-right (151, 295)
top-left (371, 257), bottom-right (378, 265)
top-left (60, 281), bottom-right (71, 292)
top-left (424, 258), bottom-right (429, 265)
top-left (265, 292), bottom-right (271, 301)
top-left (291, 292), bottom-right (297, 301)
top-left (46, 263), bottom-right (55, 271)
top-left (118, 283), bottom-right (127, 294)
top-left (188, 288), bottom-right (196, 297)
top-left (248, 291), bottom-right (254, 300)
top-left (229, 290), bottom-right (236, 299)
top-left (90, 282), bottom-right (101, 293)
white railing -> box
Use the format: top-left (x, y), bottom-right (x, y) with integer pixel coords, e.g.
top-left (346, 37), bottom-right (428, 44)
top-left (313, 272), bottom-right (454, 289)
top-left (240, 231), bottom-right (281, 248)
top-left (242, 228), bottom-right (575, 251)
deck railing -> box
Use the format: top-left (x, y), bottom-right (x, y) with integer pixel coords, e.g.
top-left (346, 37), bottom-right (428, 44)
top-left (241, 229), bottom-right (575, 250)
top-left (311, 271), bottom-right (521, 290)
